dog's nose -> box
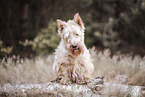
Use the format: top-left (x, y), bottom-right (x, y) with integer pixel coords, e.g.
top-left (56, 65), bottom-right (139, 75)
top-left (72, 44), bottom-right (78, 48)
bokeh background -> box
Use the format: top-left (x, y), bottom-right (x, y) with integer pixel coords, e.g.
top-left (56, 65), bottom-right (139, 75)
top-left (0, 1), bottom-right (145, 92)
top-left (0, 0), bottom-right (145, 57)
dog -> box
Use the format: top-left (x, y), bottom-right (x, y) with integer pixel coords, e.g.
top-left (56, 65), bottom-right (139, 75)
top-left (53, 13), bottom-right (94, 84)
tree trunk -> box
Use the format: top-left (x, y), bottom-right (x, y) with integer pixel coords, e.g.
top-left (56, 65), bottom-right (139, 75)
top-left (0, 81), bottom-right (144, 97)
top-left (19, 2), bottom-right (29, 41)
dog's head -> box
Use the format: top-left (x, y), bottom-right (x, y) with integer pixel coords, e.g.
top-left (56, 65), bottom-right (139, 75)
top-left (57, 13), bottom-right (85, 57)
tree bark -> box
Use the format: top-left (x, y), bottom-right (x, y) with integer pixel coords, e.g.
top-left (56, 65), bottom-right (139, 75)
top-left (19, 2), bottom-right (29, 41)
top-left (0, 81), bottom-right (144, 97)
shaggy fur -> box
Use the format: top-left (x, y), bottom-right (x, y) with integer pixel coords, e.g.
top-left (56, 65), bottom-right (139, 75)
top-left (53, 13), bottom-right (94, 84)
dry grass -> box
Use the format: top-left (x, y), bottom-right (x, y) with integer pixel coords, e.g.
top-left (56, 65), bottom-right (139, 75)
top-left (0, 48), bottom-right (145, 87)
top-left (90, 48), bottom-right (145, 86)
top-left (0, 55), bottom-right (54, 84)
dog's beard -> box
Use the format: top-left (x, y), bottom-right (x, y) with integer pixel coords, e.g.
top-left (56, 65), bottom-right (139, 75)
top-left (71, 46), bottom-right (81, 56)
top-left (67, 44), bottom-right (84, 57)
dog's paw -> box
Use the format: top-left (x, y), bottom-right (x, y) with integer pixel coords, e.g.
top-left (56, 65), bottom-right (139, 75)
top-left (59, 78), bottom-right (72, 85)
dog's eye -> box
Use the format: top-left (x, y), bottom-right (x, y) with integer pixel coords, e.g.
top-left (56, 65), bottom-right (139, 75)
top-left (76, 33), bottom-right (79, 36)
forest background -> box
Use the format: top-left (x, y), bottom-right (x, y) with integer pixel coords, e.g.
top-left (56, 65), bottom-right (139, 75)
top-left (0, 0), bottom-right (145, 57)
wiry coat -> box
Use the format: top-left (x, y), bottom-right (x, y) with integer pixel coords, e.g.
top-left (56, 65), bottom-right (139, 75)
top-left (53, 13), bottom-right (94, 84)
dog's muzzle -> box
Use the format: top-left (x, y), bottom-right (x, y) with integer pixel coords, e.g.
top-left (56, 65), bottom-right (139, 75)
top-left (72, 44), bottom-right (78, 49)
top-left (68, 44), bottom-right (82, 57)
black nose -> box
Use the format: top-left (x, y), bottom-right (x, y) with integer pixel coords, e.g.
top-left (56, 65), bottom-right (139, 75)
top-left (72, 44), bottom-right (77, 48)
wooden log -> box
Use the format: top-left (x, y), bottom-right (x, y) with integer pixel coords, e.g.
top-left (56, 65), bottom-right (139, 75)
top-left (0, 79), bottom-right (143, 97)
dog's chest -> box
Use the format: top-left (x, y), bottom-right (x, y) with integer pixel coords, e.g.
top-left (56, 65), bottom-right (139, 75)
top-left (67, 56), bottom-right (84, 67)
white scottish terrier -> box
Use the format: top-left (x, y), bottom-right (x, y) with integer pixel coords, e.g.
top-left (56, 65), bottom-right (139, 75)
top-left (53, 13), bottom-right (94, 84)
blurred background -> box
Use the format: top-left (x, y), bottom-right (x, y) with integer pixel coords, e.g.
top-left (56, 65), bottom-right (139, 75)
top-left (0, 0), bottom-right (145, 57)
top-left (0, 0), bottom-right (145, 89)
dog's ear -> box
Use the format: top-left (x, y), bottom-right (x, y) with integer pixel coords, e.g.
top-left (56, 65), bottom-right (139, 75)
top-left (57, 19), bottom-right (64, 31)
top-left (74, 13), bottom-right (83, 27)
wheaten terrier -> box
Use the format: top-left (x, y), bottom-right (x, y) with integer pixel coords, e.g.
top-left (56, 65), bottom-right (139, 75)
top-left (53, 13), bottom-right (94, 84)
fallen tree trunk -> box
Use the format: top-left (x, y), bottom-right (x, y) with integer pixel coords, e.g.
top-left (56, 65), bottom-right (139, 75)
top-left (0, 81), bottom-right (144, 97)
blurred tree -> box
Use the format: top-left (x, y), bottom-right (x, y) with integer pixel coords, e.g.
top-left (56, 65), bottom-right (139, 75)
top-left (86, 0), bottom-right (145, 55)
top-left (0, 40), bottom-right (12, 56)
top-left (21, 20), bottom-right (60, 55)
top-left (0, 0), bottom-right (145, 56)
